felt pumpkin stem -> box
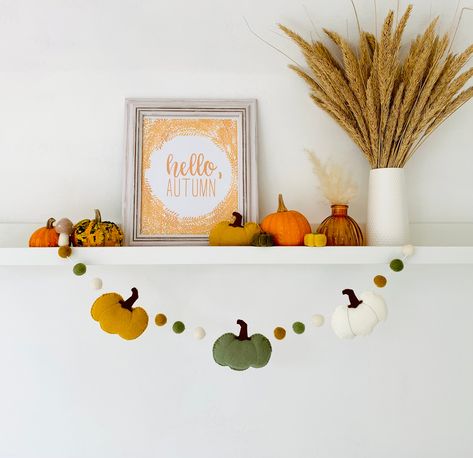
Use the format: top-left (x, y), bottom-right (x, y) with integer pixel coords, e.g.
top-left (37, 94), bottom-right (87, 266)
top-left (277, 194), bottom-right (288, 212)
top-left (94, 209), bottom-right (102, 223)
top-left (120, 287), bottom-right (139, 311)
top-left (230, 212), bottom-right (244, 228)
top-left (236, 319), bottom-right (250, 340)
top-left (46, 217), bottom-right (56, 229)
top-left (343, 289), bottom-right (363, 308)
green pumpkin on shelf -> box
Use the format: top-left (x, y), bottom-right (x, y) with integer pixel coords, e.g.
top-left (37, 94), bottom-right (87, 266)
top-left (213, 319), bottom-right (272, 371)
top-left (251, 232), bottom-right (274, 247)
top-left (72, 209), bottom-right (123, 247)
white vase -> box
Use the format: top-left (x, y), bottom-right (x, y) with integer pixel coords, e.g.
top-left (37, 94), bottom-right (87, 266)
top-left (366, 168), bottom-right (410, 246)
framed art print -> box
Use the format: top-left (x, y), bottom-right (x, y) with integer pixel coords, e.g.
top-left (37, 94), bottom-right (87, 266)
top-left (123, 99), bottom-right (258, 245)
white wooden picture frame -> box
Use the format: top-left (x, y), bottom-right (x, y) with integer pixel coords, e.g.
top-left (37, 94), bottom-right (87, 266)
top-left (123, 98), bottom-right (258, 245)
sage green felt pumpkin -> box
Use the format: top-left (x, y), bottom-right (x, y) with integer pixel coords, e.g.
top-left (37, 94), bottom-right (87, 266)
top-left (213, 319), bottom-right (272, 371)
top-left (251, 232), bottom-right (274, 247)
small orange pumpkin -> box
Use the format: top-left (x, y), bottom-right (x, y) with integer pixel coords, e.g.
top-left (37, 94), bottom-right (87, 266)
top-left (29, 218), bottom-right (60, 247)
top-left (260, 194), bottom-right (311, 246)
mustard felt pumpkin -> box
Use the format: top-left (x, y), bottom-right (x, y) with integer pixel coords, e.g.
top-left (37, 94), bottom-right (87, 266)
top-left (91, 287), bottom-right (148, 340)
top-left (72, 209), bottom-right (123, 247)
top-left (209, 212), bottom-right (260, 246)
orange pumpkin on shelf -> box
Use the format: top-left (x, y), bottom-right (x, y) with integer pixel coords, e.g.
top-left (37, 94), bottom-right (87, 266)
top-left (29, 218), bottom-right (60, 247)
top-left (260, 194), bottom-right (311, 246)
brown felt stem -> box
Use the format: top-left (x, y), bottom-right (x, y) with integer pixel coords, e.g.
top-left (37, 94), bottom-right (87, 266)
top-left (236, 319), bottom-right (250, 340)
top-left (46, 218), bottom-right (56, 229)
top-left (277, 194), bottom-right (288, 212)
top-left (230, 212), bottom-right (244, 228)
top-left (94, 209), bottom-right (102, 223)
top-left (343, 289), bottom-right (363, 308)
top-left (120, 287), bottom-right (139, 311)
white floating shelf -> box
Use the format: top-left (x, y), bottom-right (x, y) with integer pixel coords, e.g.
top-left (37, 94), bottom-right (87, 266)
top-left (1, 246), bottom-right (473, 266)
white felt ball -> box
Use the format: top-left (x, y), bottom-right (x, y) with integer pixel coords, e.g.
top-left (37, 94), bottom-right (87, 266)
top-left (193, 327), bottom-right (206, 340)
top-left (58, 233), bottom-right (70, 247)
top-left (312, 314), bottom-right (325, 327)
top-left (402, 244), bottom-right (415, 257)
top-left (91, 278), bottom-right (103, 290)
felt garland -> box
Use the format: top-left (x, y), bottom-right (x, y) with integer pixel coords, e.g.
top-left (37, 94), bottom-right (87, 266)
top-left (52, 218), bottom-right (413, 370)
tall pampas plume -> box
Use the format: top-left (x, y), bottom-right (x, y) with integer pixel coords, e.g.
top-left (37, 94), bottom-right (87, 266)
top-left (306, 151), bottom-right (358, 205)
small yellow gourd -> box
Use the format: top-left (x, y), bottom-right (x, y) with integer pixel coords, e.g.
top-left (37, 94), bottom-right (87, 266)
top-left (304, 233), bottom-right (327, 247)
top-left (209, 212), bottom-right (260, 246)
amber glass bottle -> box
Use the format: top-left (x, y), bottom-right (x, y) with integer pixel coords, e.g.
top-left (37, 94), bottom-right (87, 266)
top-left (317, 205), bottom-right (364, 246)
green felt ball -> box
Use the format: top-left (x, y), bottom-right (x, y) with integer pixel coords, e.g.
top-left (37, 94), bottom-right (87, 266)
top-left (292, 322), bottom-right (305, 334)
top-left (73, 263), bottom-right (86, 276)
top-left (390, 259), bottom-right (404, 272)
top-left (172, 321), bottom-right (185, 334)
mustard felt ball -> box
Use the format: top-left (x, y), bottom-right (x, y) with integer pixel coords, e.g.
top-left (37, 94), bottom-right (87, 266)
top-left (374, 275), bottom-right (387, 288)
top-left (193, 327), bottom-right (206, 340)
top-left (312, 314), bottom-right (325, 327)
top-left (58, 246), bottom-right (72, 258)
top-left (172, 321), bottom-right (185, 334)
top-left (155, 313), bottom-right (167, 327)
top-left (73, 263), bottom-right (86, 276)
top-left (274, 327), bottom-right (286, 340)
top-left (390, 259), bottom-right (404, 272)
top-left (292, 322), bottom-right (305, 334)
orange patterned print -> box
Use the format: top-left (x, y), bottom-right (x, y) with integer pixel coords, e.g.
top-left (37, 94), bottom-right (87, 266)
top-left (141, 117), bottom-right (239, 235)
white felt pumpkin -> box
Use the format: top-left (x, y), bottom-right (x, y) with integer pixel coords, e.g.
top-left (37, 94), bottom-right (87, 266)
top-left (331, 289), bottom-right (387, 339)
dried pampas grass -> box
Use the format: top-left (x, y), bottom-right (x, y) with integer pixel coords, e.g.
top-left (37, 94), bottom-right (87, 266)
top-left (307, 151), bottom-right (358, 205)
top-left (280, 5), bottom-right (473, 168)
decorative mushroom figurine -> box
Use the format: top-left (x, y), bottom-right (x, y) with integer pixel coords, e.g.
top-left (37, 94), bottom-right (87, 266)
top-left (331, 289), bottom-right (387, 339)
top-left (54, 217), bottom-right (74, 247)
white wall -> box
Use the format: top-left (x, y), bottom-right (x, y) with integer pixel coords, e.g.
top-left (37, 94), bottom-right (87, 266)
top-left (1, 1), bottom-right (473, 457)
top-left (0, 0), bottom-right (472, 225)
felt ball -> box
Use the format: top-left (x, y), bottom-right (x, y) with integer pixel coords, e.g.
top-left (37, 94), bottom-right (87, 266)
top-left (172, 321), bottom-right (185, 334)
top-left (155, 313), bottom-right (167, 327)
top-left (73, 263), bottom-right (86, 276)
top-left (312, 314), bottom-right (325, 327)
top-left (58, 246), bottom-right (72, 258)
top-left (390, 259), bottom-right (404, 272)
top-left (193, 327), bottom-right (206, 340)
top-left (374, 275), bottom-right (387, 288)
top-left (58, 233), bottom-right (70, 247)
top-left (91, 277), bottom-right (103, 290)
top-left (292, 322), bottom-right (305, 334)
top-left (273, 327), bottom-right (286, 340)
top-left (54, 218), bottom-right (73, 235)
top-left (402, 244), bottom-right (415, 257)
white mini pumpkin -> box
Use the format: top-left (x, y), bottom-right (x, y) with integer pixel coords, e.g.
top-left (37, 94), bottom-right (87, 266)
top-left (331, 289), bottom-right (387, 339)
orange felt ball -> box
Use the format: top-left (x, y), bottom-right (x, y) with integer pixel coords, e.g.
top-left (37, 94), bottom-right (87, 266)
top-left (155, 313), bottom-right (167, 326)
top-left (374, 275), bottom-right (387, 288)
top-left (274, 327), bottom-right (286, 340)
top-left (58, 246), bottom-right (72, 258)
top-left (261, 194), bottom-right (311, 246)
